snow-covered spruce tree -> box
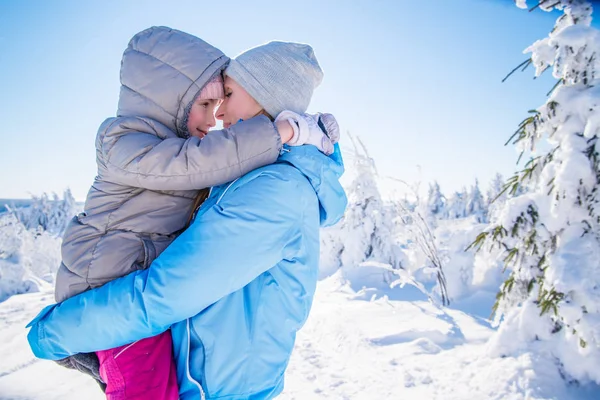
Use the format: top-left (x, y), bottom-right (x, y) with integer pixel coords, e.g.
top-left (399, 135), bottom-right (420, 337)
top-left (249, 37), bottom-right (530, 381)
top-left (466, 179), bottom-right (488, 223)
top-left (486, 173), bottom-right (507, 213)
top-left (426, 181), bottom-right (446, 217)
top-left (7, 189), bottom-right (76, 236)
top-left (1, 189), bottom-right (75, 300)
top-left (322, 134), bottom-right (403, 272)
top-left (444, 188), bottom-right (468, 219)
top-left (471, 0), bottom-right (600, 383)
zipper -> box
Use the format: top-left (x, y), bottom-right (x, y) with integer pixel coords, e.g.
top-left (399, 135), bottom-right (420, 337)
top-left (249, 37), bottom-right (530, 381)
top-left (216, 178), bottom-right (239, 205)
top-left (113, 340), bottom-right (140, 360)
top-left (186, 319), bottom-right (206, 400)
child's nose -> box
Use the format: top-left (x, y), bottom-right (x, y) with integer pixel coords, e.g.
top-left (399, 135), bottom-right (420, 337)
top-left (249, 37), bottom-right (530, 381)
top-left (207, 112), bottom-right (216, 128)
top-left (215, 103), bottom-right (225, 121)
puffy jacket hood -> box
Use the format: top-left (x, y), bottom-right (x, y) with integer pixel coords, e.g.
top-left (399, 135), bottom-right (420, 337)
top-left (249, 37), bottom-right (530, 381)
top-left (117, 26), bottom-right (229, 137)
top-left (278, 143), bottom-right (347, 227)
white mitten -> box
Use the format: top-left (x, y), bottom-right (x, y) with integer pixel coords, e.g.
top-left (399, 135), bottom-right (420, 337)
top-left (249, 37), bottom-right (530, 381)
top-left (275, 111), bottom-right (339, 156)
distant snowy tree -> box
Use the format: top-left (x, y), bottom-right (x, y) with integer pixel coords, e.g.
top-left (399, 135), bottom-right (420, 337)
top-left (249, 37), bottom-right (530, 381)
top-left (322, 134), bottom-right (403, 272)
top-left (486, 173), bottom-right (506, 211)
top-left (486, 173), bottom-right (505, 205)
top-left (8, 189), bottom-right (76, 236)
top-left (444, 188), bottom-right (468, 219)
top-left (0, 203), bottom-right (66, 302)
top-left (466, 180), bottom-right (487, 223)
top-left (426, 181), bottom-right (446, 216)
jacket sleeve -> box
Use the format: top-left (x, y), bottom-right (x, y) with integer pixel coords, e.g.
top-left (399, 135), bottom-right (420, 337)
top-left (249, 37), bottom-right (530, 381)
top-left (27, 167), bottom-right (309, 360)
top-left (101, 115), bottom-right (282, 190)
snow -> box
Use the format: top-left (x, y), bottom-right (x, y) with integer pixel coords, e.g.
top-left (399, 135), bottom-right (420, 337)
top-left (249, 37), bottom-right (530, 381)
top-left (2, 268), bottom-right (600, 400)
top-left (0, 190), bottom-right (598, 399)
top-left (0, 291), bottom-right (104, 400)
top-left (515, 0), bottom-right (528, 10)
top-left (0, 215), bottom-right (61, 303)
top-left (0, 183), bottom-right (599, 399)
top-left (0, 193), bottom-right (78, 303)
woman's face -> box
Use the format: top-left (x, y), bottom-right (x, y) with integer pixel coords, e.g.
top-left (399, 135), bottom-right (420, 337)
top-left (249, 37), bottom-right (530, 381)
top-left (216, 76), bottom-right (262, 128)
top-left (187, 98), bottom-right (221, 139)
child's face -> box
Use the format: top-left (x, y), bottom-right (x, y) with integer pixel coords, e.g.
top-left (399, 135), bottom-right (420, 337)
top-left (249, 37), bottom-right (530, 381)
top-left (216, 76), bottom-right (263, 128)
top-left (187, 98), bottom-right (221, 139)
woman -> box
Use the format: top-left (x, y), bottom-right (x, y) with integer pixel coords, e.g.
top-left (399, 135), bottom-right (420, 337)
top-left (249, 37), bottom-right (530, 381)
top-left (27, 40), bottom-right (347, 399)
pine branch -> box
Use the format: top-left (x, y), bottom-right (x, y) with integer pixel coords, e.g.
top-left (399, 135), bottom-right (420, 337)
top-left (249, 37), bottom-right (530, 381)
top-left (545, 1), bottom-right (561, 10)
top-left (528, 0), bottom-right (552, 12)
top-left (502, 58), bottom-right (533, 82)
top-left (546, 78), bottom-right (564, 96)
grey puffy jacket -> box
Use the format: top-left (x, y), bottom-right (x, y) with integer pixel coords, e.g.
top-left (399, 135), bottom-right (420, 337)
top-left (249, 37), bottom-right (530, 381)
top-left (54, 26), bottom-right (282, 302)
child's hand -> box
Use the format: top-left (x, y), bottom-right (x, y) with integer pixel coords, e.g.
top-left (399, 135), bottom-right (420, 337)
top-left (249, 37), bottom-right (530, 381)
top-left (275, 111), bottom-right (340, 156)
top-left (315, 113), bottom-right (340, 145)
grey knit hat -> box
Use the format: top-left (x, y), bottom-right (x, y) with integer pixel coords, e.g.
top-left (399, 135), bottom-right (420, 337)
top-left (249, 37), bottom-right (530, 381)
top-left (225, 41), bottom-right (324, 117)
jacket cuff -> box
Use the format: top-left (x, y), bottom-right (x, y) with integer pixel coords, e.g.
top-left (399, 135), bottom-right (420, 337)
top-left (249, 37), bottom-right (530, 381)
top-left (27, 321), bottom-right (47, 359)
top-left (272, 118), bottom-right (284, 154)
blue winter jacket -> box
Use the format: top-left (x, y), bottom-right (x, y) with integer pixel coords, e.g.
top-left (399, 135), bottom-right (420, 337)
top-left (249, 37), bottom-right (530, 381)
top-left (26, 144), bottom-right (347, 400)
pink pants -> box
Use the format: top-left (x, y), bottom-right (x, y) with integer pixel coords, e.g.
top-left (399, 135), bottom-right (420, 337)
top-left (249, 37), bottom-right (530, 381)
top-left (96, 330), bottom-right (179, 400)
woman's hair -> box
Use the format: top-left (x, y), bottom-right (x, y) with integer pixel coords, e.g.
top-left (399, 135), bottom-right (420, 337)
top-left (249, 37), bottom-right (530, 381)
top-left (255, 109), bottom-right (273, 121)
top-left (186, 189), bottom-right (210, 227)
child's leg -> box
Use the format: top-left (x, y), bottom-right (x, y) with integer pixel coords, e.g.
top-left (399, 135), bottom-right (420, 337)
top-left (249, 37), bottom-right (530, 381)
top-left (96, 330), bottom-right (179, 400)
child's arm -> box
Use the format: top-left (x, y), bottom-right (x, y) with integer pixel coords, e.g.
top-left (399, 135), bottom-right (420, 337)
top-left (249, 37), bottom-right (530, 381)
top-left (99, 115), bottom-right (292, 190)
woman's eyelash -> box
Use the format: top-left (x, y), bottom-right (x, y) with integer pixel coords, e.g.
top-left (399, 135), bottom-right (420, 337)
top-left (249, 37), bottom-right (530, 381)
top-left (225, 92), bottom-right (232, 98)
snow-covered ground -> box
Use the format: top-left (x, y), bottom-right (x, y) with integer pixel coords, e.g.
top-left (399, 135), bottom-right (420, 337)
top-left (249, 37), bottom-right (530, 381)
top-left (284, 274), bottom-right (600, 400)
top-left (2, 195), bottom-right (600, 399)
top-left (1, 271), bottom-right (599, 400)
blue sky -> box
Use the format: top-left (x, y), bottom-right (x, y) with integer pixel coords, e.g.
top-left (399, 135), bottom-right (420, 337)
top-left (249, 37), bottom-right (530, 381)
top-left (0, 0), bottom-right (572, 200)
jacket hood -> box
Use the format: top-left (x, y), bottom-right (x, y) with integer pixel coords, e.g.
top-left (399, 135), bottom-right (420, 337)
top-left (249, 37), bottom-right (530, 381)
top-left (277, 144), bottom-right (347, 227)
top-left (116, 26), bottom-right (229, 138)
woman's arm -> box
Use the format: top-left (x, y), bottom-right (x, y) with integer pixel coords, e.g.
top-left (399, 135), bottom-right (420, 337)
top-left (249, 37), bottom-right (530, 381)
top-left (27, 166), bottom-right (311, 360)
